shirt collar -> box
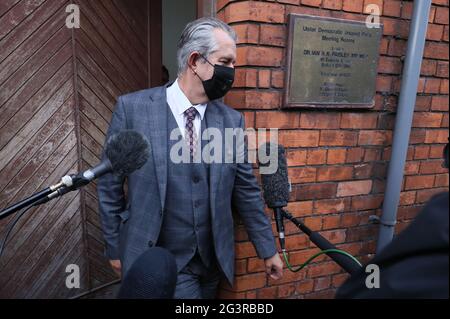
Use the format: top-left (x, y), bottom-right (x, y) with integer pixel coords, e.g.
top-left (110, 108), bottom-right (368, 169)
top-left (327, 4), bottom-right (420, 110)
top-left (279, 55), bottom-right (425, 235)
top-left (169, 79), bottom-right (207, 120)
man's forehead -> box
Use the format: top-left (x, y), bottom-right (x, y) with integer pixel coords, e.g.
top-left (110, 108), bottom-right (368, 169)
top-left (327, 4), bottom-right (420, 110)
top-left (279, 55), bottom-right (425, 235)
top-left (209, 29), bottom-right (236, 59)
top-left (213, 28), bottom-right (235, 43)
top-left (215, 50), bottom-right (236, 59)
top-left (214, 29), bottom-right (235, 45)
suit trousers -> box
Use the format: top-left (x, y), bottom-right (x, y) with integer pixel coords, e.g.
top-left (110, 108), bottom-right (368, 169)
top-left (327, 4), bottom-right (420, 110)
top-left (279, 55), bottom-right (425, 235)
top-left (173, 251), bottom-right (222, 299)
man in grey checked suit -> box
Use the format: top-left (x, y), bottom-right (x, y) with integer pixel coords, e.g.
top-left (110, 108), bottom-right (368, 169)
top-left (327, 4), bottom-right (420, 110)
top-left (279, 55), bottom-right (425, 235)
top-left (97, 17), bottom-right (283, 299)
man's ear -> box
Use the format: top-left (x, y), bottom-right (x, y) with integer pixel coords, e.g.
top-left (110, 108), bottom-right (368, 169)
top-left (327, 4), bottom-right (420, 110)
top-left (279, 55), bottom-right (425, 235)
top-left (187, 52), bottom-right (200, 72)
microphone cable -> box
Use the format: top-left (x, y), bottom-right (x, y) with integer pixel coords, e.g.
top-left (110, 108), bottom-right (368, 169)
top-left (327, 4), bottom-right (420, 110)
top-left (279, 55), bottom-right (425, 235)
top-left (278, 210), bottom-right (362, 273)
top-left (0, 204), bottom-right (34, 260)
top-left (282, 249), bottom-right (362, 273)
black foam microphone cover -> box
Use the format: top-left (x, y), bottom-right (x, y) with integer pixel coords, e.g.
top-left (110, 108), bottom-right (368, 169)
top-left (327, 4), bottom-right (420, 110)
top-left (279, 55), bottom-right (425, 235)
top-left (105, 130), bottom-right (150, 178)
top-left (118, 247), bottom-right (177, 299)
top-left (259, 143), bottom-right (290, 208)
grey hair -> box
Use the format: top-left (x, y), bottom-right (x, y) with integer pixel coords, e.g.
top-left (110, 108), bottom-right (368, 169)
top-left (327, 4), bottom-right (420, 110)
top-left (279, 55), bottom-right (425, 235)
top-left (177, 17), bottom-right (237, 76)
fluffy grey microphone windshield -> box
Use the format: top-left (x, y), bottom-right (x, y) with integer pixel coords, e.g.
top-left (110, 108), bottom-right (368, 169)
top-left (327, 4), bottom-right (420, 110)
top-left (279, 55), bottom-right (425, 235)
top-left (260, 143), bottom-right (290, 208)
top-left (105, 130), bottom-right (150, 178)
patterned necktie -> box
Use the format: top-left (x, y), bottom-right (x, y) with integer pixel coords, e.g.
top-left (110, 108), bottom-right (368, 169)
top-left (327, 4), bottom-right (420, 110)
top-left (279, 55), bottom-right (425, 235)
top-left (184, 107), bottom-right (198, 157)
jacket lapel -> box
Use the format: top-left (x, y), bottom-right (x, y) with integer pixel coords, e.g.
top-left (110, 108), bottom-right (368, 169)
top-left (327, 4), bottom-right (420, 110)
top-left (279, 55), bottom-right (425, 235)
top-left (205, 101), bottom-right (223, 211)
top-left (145, 87), bottom-right (168, 210)
top-left (145, 87), bottom-right (225, 214)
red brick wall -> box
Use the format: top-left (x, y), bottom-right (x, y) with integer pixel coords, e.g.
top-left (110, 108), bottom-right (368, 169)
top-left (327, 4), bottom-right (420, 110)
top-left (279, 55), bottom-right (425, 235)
top-left (216, 0), bottom-right (449, 299)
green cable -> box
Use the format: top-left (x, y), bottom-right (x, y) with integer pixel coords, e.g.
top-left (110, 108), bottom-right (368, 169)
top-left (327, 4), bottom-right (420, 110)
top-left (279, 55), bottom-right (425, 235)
top-left (282, 248), bottom-right (362, 273)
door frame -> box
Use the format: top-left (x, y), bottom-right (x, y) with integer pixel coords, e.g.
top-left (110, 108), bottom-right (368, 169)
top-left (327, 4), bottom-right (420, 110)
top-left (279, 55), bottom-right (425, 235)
top-left (148, 0), bottom-right (162, 87)
top-left (197, 0), bottom-right (216, 18)
top-left (147, 0), bottom-right (216, 87)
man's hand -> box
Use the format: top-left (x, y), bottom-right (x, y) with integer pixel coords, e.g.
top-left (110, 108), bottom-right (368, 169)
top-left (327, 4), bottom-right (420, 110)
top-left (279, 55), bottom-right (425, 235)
top-left (264, 253), bottom-right (284, 280)
top-left (109, 259), bottom-right (122, 277)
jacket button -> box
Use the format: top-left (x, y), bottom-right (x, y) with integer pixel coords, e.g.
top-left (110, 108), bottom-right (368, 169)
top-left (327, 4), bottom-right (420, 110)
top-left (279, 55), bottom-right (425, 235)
top-left (148, 240), bottom-right (154, 247)
top-left (160, 209), bottom-right (164, 217)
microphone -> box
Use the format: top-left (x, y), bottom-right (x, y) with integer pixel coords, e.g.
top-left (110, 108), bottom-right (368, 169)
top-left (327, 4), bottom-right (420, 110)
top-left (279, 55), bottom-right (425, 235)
top-left (259, 143), bottom-right (361, 275)
top-left (118, 247), bottom-right (177, 299)
top-left (0, 130), bottom-right (150, 219)
top-left (259, 143), bottom-right (290, 251)
top-left (71, 129), bottom-right (151, 185)
top-left (37, 129), bottom-right (151, 205)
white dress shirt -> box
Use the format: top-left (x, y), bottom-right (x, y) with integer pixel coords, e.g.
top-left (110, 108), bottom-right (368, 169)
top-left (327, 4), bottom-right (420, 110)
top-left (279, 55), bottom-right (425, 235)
top-left (166, 79), bottom-right (207, 139)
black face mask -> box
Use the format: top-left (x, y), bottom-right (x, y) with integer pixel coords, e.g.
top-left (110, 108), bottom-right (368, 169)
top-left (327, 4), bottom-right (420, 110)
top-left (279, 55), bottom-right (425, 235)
top-left (197, 54), bottom-right (235, 101)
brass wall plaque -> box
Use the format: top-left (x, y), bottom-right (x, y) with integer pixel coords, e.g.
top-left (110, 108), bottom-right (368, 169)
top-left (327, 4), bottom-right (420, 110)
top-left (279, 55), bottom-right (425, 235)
top-left (284, 14), bottom-right (383, 108)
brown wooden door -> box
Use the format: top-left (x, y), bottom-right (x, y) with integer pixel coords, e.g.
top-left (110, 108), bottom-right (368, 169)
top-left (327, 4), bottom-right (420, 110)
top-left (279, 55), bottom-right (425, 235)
top-left (0, 0), bottom-right (162, 298)
top-left (73, 0), bottom-right (163, 293)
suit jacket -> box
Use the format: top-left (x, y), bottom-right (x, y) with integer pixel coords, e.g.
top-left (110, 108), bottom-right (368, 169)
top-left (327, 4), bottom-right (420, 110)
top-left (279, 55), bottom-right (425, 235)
top-left (336, 192), bottom-right (449, 299)
top-left (97, 85), bottom-right (277, 285)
